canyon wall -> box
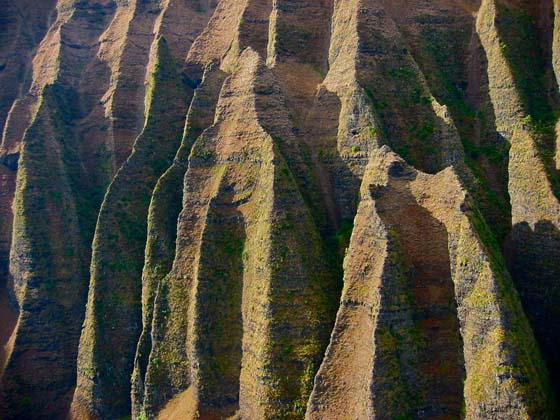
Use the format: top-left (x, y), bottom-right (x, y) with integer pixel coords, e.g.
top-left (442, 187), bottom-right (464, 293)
top-left (0, 0), bottom-right (559, 419)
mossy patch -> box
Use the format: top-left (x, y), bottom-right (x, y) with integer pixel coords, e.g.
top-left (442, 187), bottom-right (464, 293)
top-left (75, 36), bottom-right (193, 418)
top-left (495, 4), bottom-right (560, 199)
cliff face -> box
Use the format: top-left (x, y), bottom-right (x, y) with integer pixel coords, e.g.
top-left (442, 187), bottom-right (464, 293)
top-left (0, 0), bottom-right (559, 419)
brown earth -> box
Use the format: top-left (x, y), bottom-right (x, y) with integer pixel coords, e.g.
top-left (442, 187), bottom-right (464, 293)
top-left (0, 1), bottom-right (559, 419)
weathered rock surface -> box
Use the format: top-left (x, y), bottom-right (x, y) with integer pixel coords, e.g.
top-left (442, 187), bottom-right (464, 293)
top-left (307, 147), bottom-right (553, 419)
top-left (0, 0), bottom-right (559, 419)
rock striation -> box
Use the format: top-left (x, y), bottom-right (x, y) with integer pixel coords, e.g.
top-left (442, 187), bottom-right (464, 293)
top-left (0, 0), bottom-right (559, 419)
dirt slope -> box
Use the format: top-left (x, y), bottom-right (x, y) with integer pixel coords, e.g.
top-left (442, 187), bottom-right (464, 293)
top-left (0, 1), bottom-right (559, 419)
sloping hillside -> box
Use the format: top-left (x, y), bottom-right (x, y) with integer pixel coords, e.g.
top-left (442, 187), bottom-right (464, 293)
top-left (0, 1), bottom-right (559, 419)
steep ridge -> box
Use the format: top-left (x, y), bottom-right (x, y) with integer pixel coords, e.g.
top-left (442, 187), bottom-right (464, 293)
top-left (1, 84), bottom-right (104, 419)
top-left (307, 147), bottom-right (554, 419)
top-left (242, 51), bottom-right (338, 420)
top-left (71, 36), bottom-right (197, 419)
top-left (130, 62), bottom-right (226, 419)
top-left (477, 0), bottom-right (560, 399)
top-left (374, 160), bottom-right (464, 419)
top-left (140, 47), bottom-right (338, 419)
top-left (0, 1), bottom-right (559, 419)
top-left (0, 1), bottom-right (57, 297)
top-left (87, 0), bottom-right (162, 172)
top-left (133, 3), bottom-right (275, 417)
top-left (0, 1), bottom-right (135, 417)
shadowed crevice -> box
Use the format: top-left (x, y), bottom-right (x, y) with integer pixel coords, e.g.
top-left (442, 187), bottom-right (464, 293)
top-left (506, 220), bottom-right (560, 400)
top-left (376, 168), bottom-right (466, 419)
top-left (191, 198), bottom-right (245, 418)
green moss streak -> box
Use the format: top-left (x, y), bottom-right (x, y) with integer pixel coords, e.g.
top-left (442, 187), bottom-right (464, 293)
top-left (496, 4), bottom-right (560, 198)
top-left (467, 203), bottom-right (556, 418)
top-left (413, 17), bottom-right (512, 244)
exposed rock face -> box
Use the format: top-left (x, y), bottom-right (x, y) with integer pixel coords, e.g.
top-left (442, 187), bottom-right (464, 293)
top-left (0, 1), bottom-right (559, 419)
top-left (307, 147), bottom-right (552, 419)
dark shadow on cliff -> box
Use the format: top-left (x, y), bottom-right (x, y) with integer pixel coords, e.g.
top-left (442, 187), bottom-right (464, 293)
top-left (401, 11), bottom-right (513, 245)
top-left (193, 199), bottom-right (245, 417)
top-left (506, 219), bottom-right (560, 400)
top-left (376, 164), bottom-right (466, 418)
top-left (495, 1), bottom-right (560, 198)
top-left (0, 160), bottom-right (18, 373)
top-left (378, 169), bottom-right (466, 418)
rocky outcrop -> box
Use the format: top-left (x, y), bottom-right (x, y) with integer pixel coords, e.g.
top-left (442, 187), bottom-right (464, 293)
top-left (134, 47), bottom-right (338, 420)
top-left (1, 84), bottom-right (98, 419)
top-left (71, 37), bottom-right (196, 419)
top-left (307, 147), bottom-right (554, 419)
top-left (130, 61), bottom-right (226, 419)
top-left (1, 1), bottom-right (559, 419)
top-left (476, 0), bottom-right (560, 399)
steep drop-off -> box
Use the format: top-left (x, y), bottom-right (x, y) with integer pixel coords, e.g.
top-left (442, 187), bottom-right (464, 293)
top-left (0, 0), bottom-right (559, 419)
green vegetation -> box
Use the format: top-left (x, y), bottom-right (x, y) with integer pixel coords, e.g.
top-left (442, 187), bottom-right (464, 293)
top-left (415, 18), bottom-right (512, 243)
top-left (327, 220), bottom-right (353, 260)
top-left (467, 202), bottom-right (555, 417)
top-left (363, 35), bottom-right (442, 173)
top-left (74, 35), bottom-right (194, 417)
top-left (261, 152), bottom-right (343, 419)
top-left (495, 4), bottom-right (560, 198)
top-left (193, 148), bottom-right (214, 160)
